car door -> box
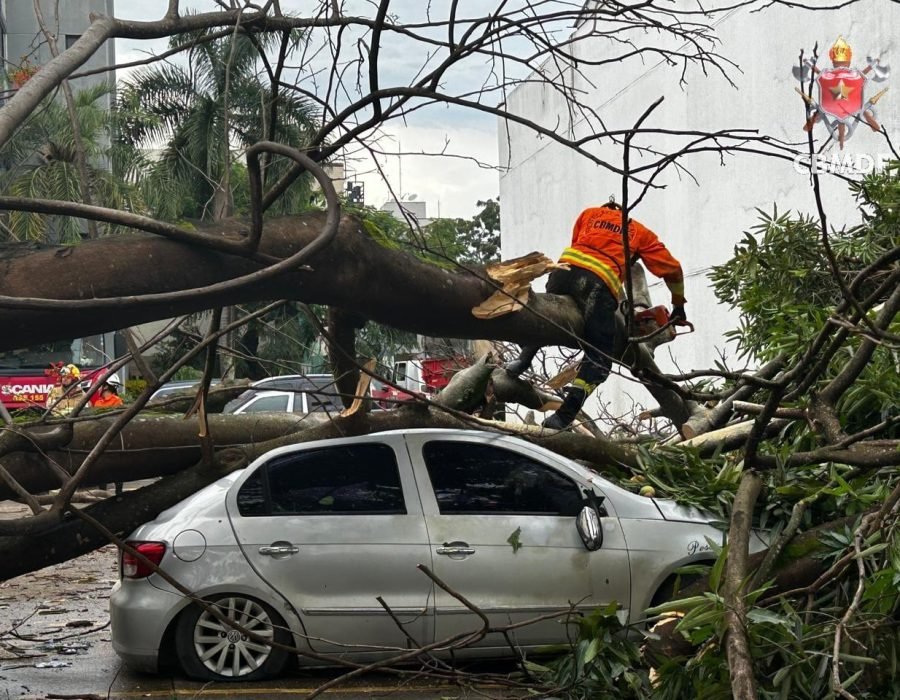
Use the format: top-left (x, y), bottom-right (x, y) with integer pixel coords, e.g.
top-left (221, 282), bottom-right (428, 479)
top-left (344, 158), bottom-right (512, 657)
top-left (406, 434), bottom-right (631, 649)
top-left (226, 437), bottom-right (434, 654)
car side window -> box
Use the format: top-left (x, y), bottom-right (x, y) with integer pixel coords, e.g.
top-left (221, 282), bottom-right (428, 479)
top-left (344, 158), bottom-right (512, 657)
top-left (422, 441), bottom-right (582, 516)
top-left (236, 444), bottom-right (406, 516)
top-left (305, 389), bottom-right (343, 413)
top-left (241, 394), bottom-right (290, 413)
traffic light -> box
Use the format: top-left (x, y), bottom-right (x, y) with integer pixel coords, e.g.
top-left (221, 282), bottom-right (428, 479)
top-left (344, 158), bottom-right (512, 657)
top-left (345, 181), bottom-right (364, 205)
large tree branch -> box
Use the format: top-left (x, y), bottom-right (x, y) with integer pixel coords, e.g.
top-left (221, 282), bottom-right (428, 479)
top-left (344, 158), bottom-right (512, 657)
top-left (0, 406), bottom-right (640, 504)
top-left (0, 213), bottom-right (584, 351)
top-left (723, 470), bottom-right (762, 700)
top-left (0, 449), bottom-right (249, 582)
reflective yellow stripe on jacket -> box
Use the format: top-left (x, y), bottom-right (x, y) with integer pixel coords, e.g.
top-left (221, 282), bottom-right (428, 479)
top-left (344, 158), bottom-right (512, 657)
top-left (559, 247), bottom-right (623, 298)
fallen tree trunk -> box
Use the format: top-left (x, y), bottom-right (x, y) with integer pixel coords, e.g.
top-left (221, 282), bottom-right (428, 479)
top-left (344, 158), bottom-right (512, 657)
top-left (680, 357), bottom-right (786, 439)
top-left (0, 407), bottom-right (642, 578)
top-left (0, 214), bottom-right (584, 351)
top-left (0, 449), bottom-right (249, 580)
top-left (675, 418), bottom-right (792, 455)
top-left (0, 413), bottom-right (313, 500)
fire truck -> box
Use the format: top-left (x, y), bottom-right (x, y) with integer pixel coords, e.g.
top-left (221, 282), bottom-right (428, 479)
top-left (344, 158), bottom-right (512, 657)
top-left (0, 332), bottom-right (122, 411)
top-left (371, 353), bottom-right (469, 408)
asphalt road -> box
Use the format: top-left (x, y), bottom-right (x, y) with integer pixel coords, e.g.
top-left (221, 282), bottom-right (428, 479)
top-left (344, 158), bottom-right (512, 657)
top-left (0, 533), bottom-right (526, 699)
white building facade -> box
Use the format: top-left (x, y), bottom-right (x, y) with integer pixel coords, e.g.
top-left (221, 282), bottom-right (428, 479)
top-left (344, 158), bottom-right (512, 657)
top-left (498, 0), bottom-right (900, 421)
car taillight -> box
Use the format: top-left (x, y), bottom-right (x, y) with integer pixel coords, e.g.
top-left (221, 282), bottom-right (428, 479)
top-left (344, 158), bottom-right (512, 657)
top-left (122, 541), bottom-right (166, 579)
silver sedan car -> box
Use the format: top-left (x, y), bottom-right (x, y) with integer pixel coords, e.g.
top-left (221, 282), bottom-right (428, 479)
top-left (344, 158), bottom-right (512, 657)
top-left (110, 429), bottom-right (738, 681)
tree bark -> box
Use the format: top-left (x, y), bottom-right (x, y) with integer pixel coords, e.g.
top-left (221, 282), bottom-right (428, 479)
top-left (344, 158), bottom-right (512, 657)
top-left (327, 307), bottom-right (366, 409)
top-left (724, 470), bottom-right (762, 700)
top-left (0, 413), bottom-right (309, 500)
top-left (0, 449), bottom-right (248, 581)
top-left (0, 213), bottom-right (585, 352)
top-left (676, 418), bottom-right (791, 455)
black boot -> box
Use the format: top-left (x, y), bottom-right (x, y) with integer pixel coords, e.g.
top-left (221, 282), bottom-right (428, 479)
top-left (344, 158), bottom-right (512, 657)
top-left (504, 345), bottom-right (538, 378)
top-left (542, 386), bottom-right (587, 430)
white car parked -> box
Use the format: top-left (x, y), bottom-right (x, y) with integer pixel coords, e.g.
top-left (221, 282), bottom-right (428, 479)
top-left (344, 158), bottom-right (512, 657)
top-left (110, 429), bottom-right (758, 681)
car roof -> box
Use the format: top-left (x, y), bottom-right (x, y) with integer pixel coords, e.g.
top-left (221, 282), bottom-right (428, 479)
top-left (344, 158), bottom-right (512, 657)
top-left (245, 428), bottom-right (577, 470)
top-left (251, 374), bottom-right (336, 391)
top-left (148, 379), bottom-right (223, 400)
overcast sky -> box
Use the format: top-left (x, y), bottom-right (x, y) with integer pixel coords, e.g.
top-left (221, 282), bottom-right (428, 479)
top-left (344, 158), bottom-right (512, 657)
top-left (113, 1), bottom-right (504, 219)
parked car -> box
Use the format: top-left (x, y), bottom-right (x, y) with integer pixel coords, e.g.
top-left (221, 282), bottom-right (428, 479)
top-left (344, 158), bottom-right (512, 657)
top-left (110, 429), bottom-right (763, 681)
top-left (223, 374), bottom-right (344, 415)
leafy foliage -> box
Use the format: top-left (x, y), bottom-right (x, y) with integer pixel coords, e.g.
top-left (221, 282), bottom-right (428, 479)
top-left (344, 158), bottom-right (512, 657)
top-left (359, 198), bottom-right (500, 268)
top-left (708, 170), bottom-right (899, 439)
top-left (529, 604), bottom-right (650, 699)
top-left (116, 25), bottom-right (318, 222)
top-left (530, 166), bottom-right (900, 699)
top-left (0, 84), bottom-right (145, 242)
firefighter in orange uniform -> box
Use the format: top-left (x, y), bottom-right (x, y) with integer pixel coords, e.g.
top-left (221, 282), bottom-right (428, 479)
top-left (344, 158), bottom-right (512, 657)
top-left (506, 202), bottom-right (687, 429)
top-left (91, 374), bottom-right (124, 409)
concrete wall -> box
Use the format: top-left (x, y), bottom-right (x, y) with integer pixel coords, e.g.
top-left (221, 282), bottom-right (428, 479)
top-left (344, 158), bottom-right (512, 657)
top-left (498, 0), bottom-right (899, 421)
top-left (3, 0), bottom-right (115, 97)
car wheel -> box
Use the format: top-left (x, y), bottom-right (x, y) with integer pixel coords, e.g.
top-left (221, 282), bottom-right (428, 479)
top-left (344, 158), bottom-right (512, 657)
top-left (175, 595), bottom-right (290, 681)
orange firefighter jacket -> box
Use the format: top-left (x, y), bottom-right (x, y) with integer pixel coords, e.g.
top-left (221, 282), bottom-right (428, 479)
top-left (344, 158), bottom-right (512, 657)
top-left (559, 206), bottom-right (686, 305)
top-left (91, 393), bottom-right (124, 409)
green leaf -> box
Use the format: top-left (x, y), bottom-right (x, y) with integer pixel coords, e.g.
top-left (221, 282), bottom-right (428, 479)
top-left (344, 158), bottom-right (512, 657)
top-left (709, 543), bottom-right (729, 592)
top-left (582, 637), bottom-right (601, 665)
top-left (855, 542), bottom-right (889, 559)
top-left (746, 608), bottom-right (790, 626)
top-left (506, 526), bottom-right (523, 554)
top-left (645, 595), bottom-right (709, 616)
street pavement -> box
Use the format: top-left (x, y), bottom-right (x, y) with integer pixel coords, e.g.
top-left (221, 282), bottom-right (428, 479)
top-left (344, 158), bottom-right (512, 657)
top-left (0, 539), bottom-right (527, 699)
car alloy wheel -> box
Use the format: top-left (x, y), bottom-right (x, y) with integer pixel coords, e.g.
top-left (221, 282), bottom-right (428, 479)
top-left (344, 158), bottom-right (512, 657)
top-left (175, 595), bottom-right (290, 681)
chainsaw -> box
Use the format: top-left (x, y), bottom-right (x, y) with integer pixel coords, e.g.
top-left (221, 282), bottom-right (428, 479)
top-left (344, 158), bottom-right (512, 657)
top-left (629, 305), bottom-right (694, 345)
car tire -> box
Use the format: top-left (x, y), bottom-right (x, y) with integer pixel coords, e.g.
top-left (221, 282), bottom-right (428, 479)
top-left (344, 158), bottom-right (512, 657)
top-left (175, 594), bottom-right (291, 681)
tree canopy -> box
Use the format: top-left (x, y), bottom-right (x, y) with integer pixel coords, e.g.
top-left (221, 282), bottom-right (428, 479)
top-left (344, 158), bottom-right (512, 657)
top-left (0, 2), bottom-right (897, 698)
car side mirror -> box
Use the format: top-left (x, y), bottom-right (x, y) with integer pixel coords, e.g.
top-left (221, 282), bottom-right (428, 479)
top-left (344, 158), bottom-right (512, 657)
top-left (576, 505), bottom-right (603, 551)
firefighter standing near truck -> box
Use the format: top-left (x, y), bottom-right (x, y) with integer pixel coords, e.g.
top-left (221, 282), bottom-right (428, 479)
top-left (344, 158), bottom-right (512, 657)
top-left (506, 202), bottom-right (687, 430)
top-left (90, 374), bottom-right (124, 409)
top-left (45, 363), bottom-right (86, 416)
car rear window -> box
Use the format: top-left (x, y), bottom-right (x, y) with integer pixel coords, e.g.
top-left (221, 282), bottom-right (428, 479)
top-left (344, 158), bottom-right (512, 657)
top-left (236, 444), bottom-right (405, 515)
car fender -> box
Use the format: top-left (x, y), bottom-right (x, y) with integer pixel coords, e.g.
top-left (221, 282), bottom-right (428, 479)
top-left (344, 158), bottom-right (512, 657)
top-left (148, 570), bottom-right (309, 653)
top-left (619, 518), bottom-right (724, 621)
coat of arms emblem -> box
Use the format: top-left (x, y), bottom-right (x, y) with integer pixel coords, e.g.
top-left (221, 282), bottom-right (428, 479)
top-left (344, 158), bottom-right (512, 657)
top-left (794, 37), bottom-right (890, 149)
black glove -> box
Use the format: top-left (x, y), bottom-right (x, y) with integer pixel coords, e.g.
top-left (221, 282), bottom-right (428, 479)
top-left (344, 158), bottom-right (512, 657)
top-left (670, 305), bottom-right (687, 324)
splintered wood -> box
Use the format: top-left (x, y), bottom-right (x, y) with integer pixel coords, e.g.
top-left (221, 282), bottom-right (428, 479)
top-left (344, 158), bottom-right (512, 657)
top-left (339, 358), bottom-right (377, 417)
top-left (471, 252), bottom-right (567, 319)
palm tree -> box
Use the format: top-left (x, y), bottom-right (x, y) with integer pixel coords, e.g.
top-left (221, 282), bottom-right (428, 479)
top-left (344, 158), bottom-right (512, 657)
top-left (0, 83), bottom-right (145, 243)
top-left (117, 27), bottom-right (319, 223)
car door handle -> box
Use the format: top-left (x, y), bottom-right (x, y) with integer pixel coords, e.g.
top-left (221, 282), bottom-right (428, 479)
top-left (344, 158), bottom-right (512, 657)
top-left (258, 543), bottom-right (299, 557)
top-left (437, 542), bottom-right (476, 556)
